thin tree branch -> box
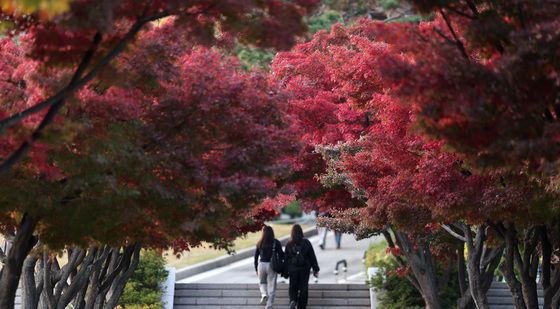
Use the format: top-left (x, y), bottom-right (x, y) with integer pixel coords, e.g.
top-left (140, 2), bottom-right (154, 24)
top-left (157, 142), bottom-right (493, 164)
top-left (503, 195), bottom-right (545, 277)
top-left (103, 244), bottom-right (141, 309)
top-left (542, 226), bottom-right (552, 290)
top-left (465, 0), bottom-right (480, 17)
top-left (434, 27), bottom-right (459, 45)
top-left (0, 31), bottom-right (102, 174)
top-left (54, 248), bottom-right (84, 302)
top-left (0, 12), bottom-right (169, 135)
top-left (381, 229), bottom-right (420, 291)
top-left (442, 224), bottom-right (467, 242)
top-left (44, 253), bottom-right (56, 308)
top-left (447, 7), bottom-right (475, 19)
top-left (0, 246), bottom-right (5, 263)
top-left (439, 9), bottom-right (469, 60)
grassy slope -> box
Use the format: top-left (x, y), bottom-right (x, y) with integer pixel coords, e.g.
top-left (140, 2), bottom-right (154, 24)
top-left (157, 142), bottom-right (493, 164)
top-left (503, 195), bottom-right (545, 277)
top-left (165, 223), bottom-right (311, 269)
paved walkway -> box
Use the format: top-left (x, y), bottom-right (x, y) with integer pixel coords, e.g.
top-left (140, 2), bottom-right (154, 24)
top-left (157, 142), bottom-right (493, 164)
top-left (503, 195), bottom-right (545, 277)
top-left (178, 232), bottom-right (382, 284)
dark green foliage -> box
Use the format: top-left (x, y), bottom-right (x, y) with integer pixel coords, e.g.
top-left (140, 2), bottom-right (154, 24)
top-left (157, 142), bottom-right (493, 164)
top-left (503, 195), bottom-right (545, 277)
top-left (321, 0), bottom-right (371, 21)
top-left (307, 10), bottom-right (344, 34)
top-left (236, 46), bottom-right (275, 70)
top-left (282, 200), bottom-right (303, 218)
top-left (120, 251), bottom-right (168, 309)
top-left (380, 0), bottom-right (400, 10)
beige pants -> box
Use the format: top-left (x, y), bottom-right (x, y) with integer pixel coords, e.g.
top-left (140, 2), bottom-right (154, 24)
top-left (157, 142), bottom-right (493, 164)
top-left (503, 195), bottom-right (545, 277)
top-left (258, 262), bottom-right (277, 309)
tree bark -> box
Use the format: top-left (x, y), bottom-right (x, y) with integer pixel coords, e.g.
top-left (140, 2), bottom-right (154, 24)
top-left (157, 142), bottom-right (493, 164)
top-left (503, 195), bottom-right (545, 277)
top-left (516, 226), bottom-right (540, 309)
top-left (22, 254), bottom-right (43, 309)
top-left (19, 244), bottom-right (142, 309)
top-left (541, 226), bottom-right (560, 309)
top-left (381, 230), bottom-right (421, 291)
top-left (103, 244), bottom-right (141, 309)
top-left (465, 225), bottom-right (490, 309)
top-left (462, 224), bottom-right (504, 309)
top-left (0, 214), bottom-right (38, 309)
top-left (393, 230), bottom-right (442, 309)
top-left (458, 287), bottom-right (476, 309)
top-left (494, 223), bottom-right (527, 309)
top-left (457, 245), bottom-right (476, 309)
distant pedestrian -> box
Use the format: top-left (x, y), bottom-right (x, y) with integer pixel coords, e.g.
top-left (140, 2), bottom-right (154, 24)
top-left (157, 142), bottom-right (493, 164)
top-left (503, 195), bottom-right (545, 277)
top-left (317, 213), bottom-right (343, 250)
top-left (285, 224), bottom-right (320, 309)
top-left (254, 225), bottom-right (284, 309)
top-left (318, 228), bottom-right (343, 250)
top-left (334, 230), bottom-right (342, 249)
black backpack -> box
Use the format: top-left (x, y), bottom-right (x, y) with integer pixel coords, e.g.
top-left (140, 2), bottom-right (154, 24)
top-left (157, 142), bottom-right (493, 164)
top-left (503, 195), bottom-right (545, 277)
top-left (290, 243), bottom-right (307, 267)
top-left (271, 240), bottom-right (284, 273)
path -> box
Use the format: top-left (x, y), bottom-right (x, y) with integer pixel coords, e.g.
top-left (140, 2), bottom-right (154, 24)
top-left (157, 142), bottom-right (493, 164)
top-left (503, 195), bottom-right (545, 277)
top-left (178, 232), bottom-right (382, 284)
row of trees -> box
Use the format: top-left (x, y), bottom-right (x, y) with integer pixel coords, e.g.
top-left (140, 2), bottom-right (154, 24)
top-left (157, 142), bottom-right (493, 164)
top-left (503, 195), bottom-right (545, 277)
top-left (0, 1), bottom-right (558, 309)
top-left (271, 1), bottom-right (560, 309)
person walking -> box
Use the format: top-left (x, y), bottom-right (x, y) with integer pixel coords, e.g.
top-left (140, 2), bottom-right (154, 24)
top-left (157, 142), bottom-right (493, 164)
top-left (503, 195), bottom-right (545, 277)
top-left (318, 228), bottom-right (343, 250)
top-left (285, 224), bottom-right (320, 309)
top-left (334, 230), bottom-right (342, 249)
top-left (318, 212), bottom-right (343, 250)
top-left (254, 225), bottom-right (283, 308)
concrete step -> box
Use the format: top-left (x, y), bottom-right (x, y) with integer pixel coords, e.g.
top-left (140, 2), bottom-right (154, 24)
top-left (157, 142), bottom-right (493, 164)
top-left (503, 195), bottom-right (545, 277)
top-left (175, 289), bottom-right (370, 298)
top-left (175, 307), bottom-right (369, 309)
top-left (488, 281), bottom-right (544, 309)
top-left (175, 283), bottom-right (367, 290)
top-left (174, 283), bottom-right (371, 308)
top-left (175, 297), bottom-right (370, 305)
top-left (488, 296), bottom-right (544, 304)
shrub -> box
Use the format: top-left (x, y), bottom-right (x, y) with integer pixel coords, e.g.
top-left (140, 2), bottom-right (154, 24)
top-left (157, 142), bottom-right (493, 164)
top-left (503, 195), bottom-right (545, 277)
top-left (366, 241), bottom-right (424, 309)
top-left (380, 0), bottom-right (400, 10)
top-left (120, 250), bottom-right (168, 309)
top-left (365, 241), bottom-right (460, 309)
top-left (236, 46), bottom-right (275, 70)
top-left (282, 200), bottom-right (303, 218)
top-left (307, 10), bottom-right (344, 34)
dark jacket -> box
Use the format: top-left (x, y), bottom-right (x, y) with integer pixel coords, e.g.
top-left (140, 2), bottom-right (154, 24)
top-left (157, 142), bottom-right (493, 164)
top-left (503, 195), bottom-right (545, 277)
top-left (254, 238), bottom-right (284, 272)
top-left (285, 239), bottom-right (320, 272)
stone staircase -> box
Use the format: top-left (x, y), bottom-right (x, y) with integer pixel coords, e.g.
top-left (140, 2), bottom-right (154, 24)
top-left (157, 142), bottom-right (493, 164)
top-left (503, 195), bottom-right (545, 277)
top-left (173, 283), bottom-right (371, 309)
top-left (488, 281), bottom-right (543, 309)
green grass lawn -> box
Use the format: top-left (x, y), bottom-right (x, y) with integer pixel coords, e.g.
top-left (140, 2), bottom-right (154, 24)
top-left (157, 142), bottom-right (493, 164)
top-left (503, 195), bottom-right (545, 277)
top-left (165, 223), bottom-right (312, 269)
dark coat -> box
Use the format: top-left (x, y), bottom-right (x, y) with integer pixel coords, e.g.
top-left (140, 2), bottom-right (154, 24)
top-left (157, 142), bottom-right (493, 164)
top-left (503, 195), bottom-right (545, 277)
top-left (285, 239), bottom-right (320, 273)
top-left (254, 238), bottom-right (284, 272)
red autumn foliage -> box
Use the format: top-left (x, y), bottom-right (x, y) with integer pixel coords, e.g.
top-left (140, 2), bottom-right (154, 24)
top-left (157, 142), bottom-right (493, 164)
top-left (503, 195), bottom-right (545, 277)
top-left (0, 28), bottom-right (297, 253)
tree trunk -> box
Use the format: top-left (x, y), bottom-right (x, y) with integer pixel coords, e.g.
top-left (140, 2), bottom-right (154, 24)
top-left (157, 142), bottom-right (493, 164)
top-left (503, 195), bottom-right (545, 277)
top-left (457, 287), bottom-right (476, 309)
top-left (461, 224), bottom-right (504, 309)
top-left (494, 223), bottom-right (527, 309)
top-left (415, 265), bottom-right (442, 309)
top-left (500, 261), bottom-right (527, 309)
top-left (19, 244), bottom-right (142, 309)
top-left (540, 226), bottom-right (560, 309)
top-left (0, 214), bottom-right (38, 309)
top-left (516, 227), bottom-right (540, 309)
top-left (457, 246), bottom-right (475, 309)
top-left (22, 254), bottom-right (43, 309)
top-left (393, 230), bottom-right (442, 309)
top-left (103, 244), bottom-right (141, 309)
top-left (551, 288), bottom-right (560, 309)
top-left (465, 225), bottom-right (490, 309)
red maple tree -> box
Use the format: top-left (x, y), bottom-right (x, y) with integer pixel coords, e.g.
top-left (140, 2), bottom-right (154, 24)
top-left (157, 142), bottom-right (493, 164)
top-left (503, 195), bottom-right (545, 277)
top-left (0, 21), bottom-right (300, 307)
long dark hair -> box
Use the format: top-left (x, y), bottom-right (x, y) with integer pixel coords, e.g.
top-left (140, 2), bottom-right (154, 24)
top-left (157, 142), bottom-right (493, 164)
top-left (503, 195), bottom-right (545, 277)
top-left (288, 224), bottom-right (304, 246)
top-left (257, 225), bottom-right (274, 248)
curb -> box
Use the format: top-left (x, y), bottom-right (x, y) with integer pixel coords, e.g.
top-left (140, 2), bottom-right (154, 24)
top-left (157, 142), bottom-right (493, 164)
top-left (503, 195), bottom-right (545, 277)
top-left (175, 226), bottom-right (318, 281)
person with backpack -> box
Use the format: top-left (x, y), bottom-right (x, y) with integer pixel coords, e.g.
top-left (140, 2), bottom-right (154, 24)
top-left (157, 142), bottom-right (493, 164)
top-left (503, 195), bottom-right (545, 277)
top-left (254, 225), bottom-right (284, 308)
top-left (285, 224), bottom-right (320, 309)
